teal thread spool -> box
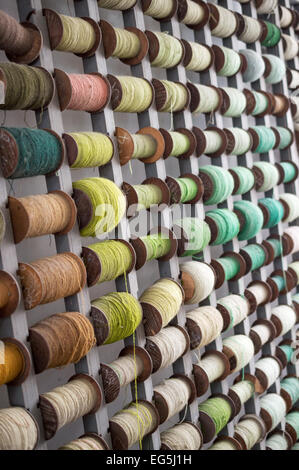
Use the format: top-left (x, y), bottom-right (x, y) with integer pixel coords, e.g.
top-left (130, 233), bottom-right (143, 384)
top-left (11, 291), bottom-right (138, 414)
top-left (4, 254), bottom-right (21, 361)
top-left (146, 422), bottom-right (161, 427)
top-left (281, 377), bottom-right (299, 407)
top-left (263, 54), bottom-right (286, 85)
top-left (174, 218), bottom-right (211, 257)
top-left (258, 198), bottom-right (284, 228)
top-left (250, 126), bottom-right (276, 153)
top-left (229, 167), bottom-right (255, 195)
top-left (270, 275), bottom-right (286, 293)
top-left (280, 162), bottom-right (298, 184)
top-left (234, 200), bottom-right (264, 241)
top-left (241, 244), bottom-right (266, 271)
top-left (286, 411), bottom-right (299, 441)
top-left (277, 344), bottom-right (294, 364)
top-left (266, 238), bottom-right (283, 258)
top-left (0, 127), bottom-right (63, 178)
top-left (276, 127), bottom-right (293, 150)
top-left (217, 256), bottom-right (240, 281)
top-left (261, 21), bottom-right (281, 47)
top-left (199, 166), bottom-right (234, 205)
top-left (206, 209), bottom-right (240, 246)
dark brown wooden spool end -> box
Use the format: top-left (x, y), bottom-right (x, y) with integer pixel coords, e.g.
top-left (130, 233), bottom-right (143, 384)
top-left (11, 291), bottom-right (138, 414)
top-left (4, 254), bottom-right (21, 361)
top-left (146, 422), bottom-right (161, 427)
top-left (1, 337), bottom-right (31, 385)
top-left (91, 305), bottom-right (111, 346)
top-left (0, 270), bottom-right (20, 318)
top-left (193, 350), bottom-right (230, 397)
top-left (271, 268), bottom-right (296, 294)
top-left (243, 88), bottom-right (256, 115)
top-left (141, 0), bottom-right (178, 22)
top-left (270, 313), bottom-right (283, 339)
top-left (114, 127), bottom-right (165, 165)
top-left (123, 177), bottom-right (170, 217)
top-left (249, 318), bottom-right (277, 354)
top-left (177, 0), bottom-right (210, 30)
top-left (191, 127), bottom-right (207, 157)
top-left (72, 188), bottom-right (93, 231)
top-left (198, 410), bottom-right (216, 444)
top-left (286, 420), bottom-right (299, 447)
top-left (292, 299), bottom-right (299, 323)
top-left (160, 128), bottom-right (197, 159)
top-left (5, 21), bottom-right (43, 65)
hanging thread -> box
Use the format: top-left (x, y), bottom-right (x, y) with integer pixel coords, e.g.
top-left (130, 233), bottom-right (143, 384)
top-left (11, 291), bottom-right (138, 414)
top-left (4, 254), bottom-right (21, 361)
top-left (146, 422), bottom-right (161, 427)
top-left (186, 306), bottom-right (223, 349)
top-left (282, 34), bottom-right (299, 61)
top-left (210, 5), bottom-right (237, 38)
top-left (253, 161), bottom-right (280, 192)
top-left (238, 16), bottom-right (262, 43)
top-left (279, 193), bottom-right (299, 223)
top-left (143, 0), bottom-right (174, 19)
top-left (140, 278), bottom-right (183, 329)
top-left (0, 407), bottom-right (38, 450)
top-left (112, 27), bottom-right (141, 59)
top-left (159, 80), bottom-right (188, 112)
top-left (260, 393), bottom-right (286, 431)
top-left (160, 422), bottom-right (202, 450)
top-left (141, 234), bottom-right (171, 261)
top-left (147, 326), bottom-right (188, 371)
top-left (234, 417), bottom-right (263, 450)
top-left (185, 42), bottom-right (212, 72)
top-left (150, 32), bottom-right (183, 69)
top-left (281, 377), bottom-right (299, 407)
top-left (240, 49), bottom-right (265, 82)
top-left (64, 73), bottom-right (108, 112)
top-left (226, 128), bottom-right (252, 155)
top-left (222, 335), bottom-right (255, 372)
top-left (255, 357), bottom-right (281, 389)
top-left (217, 294), bottom-right (250, 330)
top-left (191, 84), bottom-right (220, 114)
top-left (200, 165), bottom-right (234, 205)
top-left (222, 88), bottom-right (247, 117)
top-left (114, 76), bottom-right (153, 113)
top-left (258, 198), bottom-right (284, 228)
top-left (72, 177), bottom-right (126, 237)
top-left (229, 167), bottom-right (255, 195)
top-left (271, 305), bottom-right (296, 335)
top-left (0, 341), bottom-right (24, 386)
top-left (242, 244), bottom-right (266, 271)
top-left (18, 252), bottom-right (86, 310)
top-left (206, 209), bottom-right (240, 246)
top-left (55, 14), bottom-right (96, 54)
top-left (199, 397), bottom-right (231, 434)
top-left (217, 47), bottom-right (241, 77)
top-left (261, 21), bottom-right (281, 47)
top-left (92, 292), bottom-right (142, 344)
top-left (60, 435), bottom-right (107, 450)
top-left (154, 377), bottom-right (192, 421)
top-left (233, 200), bottom-right (264, 241)
top-left (180, 261), bottom-right (215, 304)
top-left (29, 312), bottom-right (95, 372)
top-left (67, 132), bottom-right (113, 168)
top-left (0, 128), bottom-right (62, 179)
top-left (0, 63), bottom-right (53, 110)
top-left (174, 218), bottom-right (211, 256)
top-left (263, 54), bottom-right (286, 85)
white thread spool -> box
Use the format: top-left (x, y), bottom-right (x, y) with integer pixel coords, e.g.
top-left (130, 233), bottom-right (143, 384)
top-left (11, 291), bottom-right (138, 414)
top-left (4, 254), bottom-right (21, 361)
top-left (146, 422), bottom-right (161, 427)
top-left (256, 0), bottom-right (278, 14)
top-left (186, 306), bottom-right (223, 349)
top-left (238, 16), bottom-right (262, 44)
top-left (229, 380), bottom-right (255, 406)
top-left (146, 326), bottom-right (188, 370)
top-left (185, 42), bottom-right (212, 72)
top-left (222, 335), bottom-right (254, 373)
top-left (182, 0), bottom-right (205, 25)
top-left (282, 34), bottom-right (299, 61)
top-left (210, 5), bottom-right (237, 38)
top-left (143, 0), bottom-right (175, 19)
top-left (284, 226), bottom-right (299, 254)
top-left (203, 130), bottom-right (223, 154)
top-left (0, 407), bottom-right (38, 450)
top-left (234, 417), bottom-right (264, 450)
top-left (280, 193), bottom-right (299, 223)
top-left (180, 261), bottom-right (215, 304)
top-left (217, 294), bottom-right (250, 329)
top-left (280, 6), bottom-right (294, 28)
top-left (227, 128), bottom-right (252, 155)
top-left (154, 377), bottom-right (192, 421)
top-left (160, 422), bottom-right (202, 450)
top-left (191, 84), bottom-right (220, 113)
top-left (197, 353), bottom-right (226, 383)
top-left (255, 357), bottom-right (281, 389)
top-left (246, 283), bottom-right (269, 306)
top-left (271, 305), bottom-right (296, 335)
top-left (250, 323), bottom-right (272, 347)
top-left (288, 69), bottom-right (299, 89)
top-left (109, 353), bottom-right (143, 387)
top-left (260, 393), bottom-right (287, 431)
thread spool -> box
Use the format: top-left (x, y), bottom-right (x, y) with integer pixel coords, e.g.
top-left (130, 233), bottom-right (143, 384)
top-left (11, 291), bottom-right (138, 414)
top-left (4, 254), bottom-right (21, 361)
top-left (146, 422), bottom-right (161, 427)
top-left (234, 415), bottom-right (266, 450)
top-left (179, 260), bottom-right (216, 304)
top-left (198, 395), bottom-right (235, 443)
top-left (281, 377), bottom-right (299, 412)
top-left (122, 178), bottom-right (170, 215)
top-left (217, 294), bottom-right (250, 331)
top-left (44, 9), bottom-right (101, 58)
top-left (0, 338), bottom-right (31, 386)
top-left (279, 193), bottom-right (299, 223)
top-left (54, 69), bottom-right (110, 113)
top-left (208, 437), bottom-right (242, 450)
top-left (282, 34), bottom-right (299, 61)
top-left (252, 161), bottom-right (280, 192)
top-left (146, 31), bottom-right (184, 69)
top-left (91, 292), bottom-right (143, 345)
top-left (279, 6), bottom-right (296, 29)
top-left (285, 226), bottom-right (299, 254)
top-left (183, 40), bottom-right (213, 72)
top-left (173, 218), bottom-right (211, 257)
top-left (18, 252), bottom-right (86, 310)
top-left (145, 325), bottom-right (189, 373)
top-left (277, 126), bottom-right (293, 150)
top-left (220, 87), bottom-right (247, 117)
top-left (177, 0), bottom-right (210, 30)
top-left (212, 45), bottom-right (242, 77)
top-left (115, 127), bottom-right (165, 166)
top-left (233, 200), bottom-right (264, 241)
top-left (160, 128), bottom-right (196, 159)
top-left (205, 209), bottom-right (240, 246)
top-left (276, 342), bottom-right (296, 369)
top-left (139, 278), bottom-right (184, 336)
top-left (240, 244), bottom-right (267, 274)
top-left (236, 15), bottom-right (263, 44)
top-left (166, 174), bottom-right (203, 204)
top-left (245, 281), bottom-right (272, 312)
top-left (0, 62), bottom-right (54, 110)
top-left (255, 356), bottom-right (282, 392)
top-left (142, 0), bottom-right (178, 21)
top-left (186, 305), bottom-right (223, 350)
top-left (260, 393), bottom-right (287, 433)
top-left (188, 83), bottom-right (222, 114)
top-left (109, 75), bottom-right (153, 112)
top-left (8, 191), bottom-right (76, 244)
top-left (224, 128), bottom-right (252, 156)
top-left (0, 127), bottom-right (64, 179)
top-left (211, 252), bottom-right (247, 289)
top-left (100, 346), bottom-right (152, 403)
top-left (229, 380), bottom-right (256, 415)
top-left (0, 10), bottom-right (42, 64)
top-left (256, 0), bottom-right (278, 14)
top-left (100, 20), bottom-right (148, 65)
top-left (287, 68), bottom-right (299, 90)
top-left (229, 167), bottom-right (255, 195)
top-left (63, 131), bottom-right (114, 169)
top-left (258, 198), bottom-right (284, 229)
top-left (271, 305), bottom-right (297, 338)
top-left (266, 431), bottom-right (293, 450)
top-left (288, 261), bottom-right (299, 285)
top-left (263, 54), bottom-right (286, 85)
top-left (109, 400), bottom-right (159, 450)
top-left (199, 165), bottom-right (234, 205)
top-left (0, 270), bottom-right (20, 318)
top-left (261, 21), bottom-right (281, 47)
top-left (200, 128), bottom-right (227, 157)
top-left (250, 319), bottom-right (277, 353)
top-left (153, 79), bottom-right (190, 112)
top-left (286, 411), bottom-right (299, 445)
top-left (208, 3), bottom-right (238, 38)
top-left (82, 239), bottom-right (135, 287)
top-left (72, 177), bottom-right (126, 237)
top-left (29, 312), bottom-right (95, 374)
top-left (193, 350), bottom-right (230, 396)
top-left (222, 334), bottom-right (255, 374)
top-left (60, 434), bottom-right (110, 450)
top-left (130, 227), bottom-right (177, 270)
top-left (39, 374), bottom-right (102, 440)
top-left (263, 237), bottom-right (283, 261)
top-left (160, 422), bottom-right (202, 450)
top-left (154, 375), bottom-right (196, 424)
top-left (240, 49), bottom-right (265, 83)
top-left (98, 0), bottom-right (137, 9)
top-left (0, 407), bottom-right (39, 450)
top-left (251, 90), bottom-right (273, 117)
top-left (248, 126), bottom-right (277, 153)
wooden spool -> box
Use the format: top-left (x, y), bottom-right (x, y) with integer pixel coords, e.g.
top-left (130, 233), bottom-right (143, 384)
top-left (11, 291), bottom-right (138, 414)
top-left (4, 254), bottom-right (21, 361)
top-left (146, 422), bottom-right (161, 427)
top-left (154, 374), bottom-right (197, 424)
top-left (81, 239), bottom-right (136, 287)
top-left (234, 414), bottom-right (266, 450)
top-left (179, 261), bottom-right (216, 304)
top-left (108, 74), bottom-right (154, 112)
top-left (198, 393), bottom-right (236, 444)
top-left (193, 350), bottom-right (230, 397)
top-left (166, 173), bottom-right (204, 205)
top-left (280, 374), bottom-right (299, 413)
top-left (160, 128), bottom-right (197, 159)
top-left (8, 190), bottom-right (77, 244)
top-left (210, 435), bottom-right (243, 450)
top-left (254, 355), bottom-right (283, 394)
top-left (152, 78), bottom-right (190, 112)
top-left (39, 373), bottom-right (102, 440)
top-left (275, 339), bottom-right (294, 370)
top-left (0, 337), bottom-right (31, 385)
top-left (182, 39), bottom-right (214, 72)
top-left (230, 374), bottom-right (264, 416)
top-left (114, 126), bottom-right (165, 166)
top-left (4, 19), bottom-right (43, 65)
top-left (146, 30), bottom-right (185, 68)
top-left (122, 177), bottom-right (170, 218)
top-left (286, 409), bottom-right (299, 446)
top-left (208, 3), bottom-right (239, 37)
top-left (240, 244), bottom-right (268, 274)
top-left (210, 251), bottom-right (247, 290)
top-left (63, 131), bottom-right (115, 169)
top-left (266, 429), bottom-right (294, 450)
top-left (249, 318), bottom-right (277, 354)
top-left (229, 167), bottom-right (254, 195)
top-left (160, 421), bottom-right (203, 450)
top-left (44, 9), bottom-right (101, 58)
top-left (75, 432), bottom-right (110, 450)
top-left (276, 161), bottom-right (299, 185)
top-left (177, 0), bottom-right (210, 30)
top-left (188, 83), bottom-right (223, 114)
top-left (212, 45), bottom-right (245, 77)
top-left (0, 270), bottom-right (20, 318)
top-left (100, 345), bottom-right (153, 403)
top-left (141, 0), bottom-right (178, 22)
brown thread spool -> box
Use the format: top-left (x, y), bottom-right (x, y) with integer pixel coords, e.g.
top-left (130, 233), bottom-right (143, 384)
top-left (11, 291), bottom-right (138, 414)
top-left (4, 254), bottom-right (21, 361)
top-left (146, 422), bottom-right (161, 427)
top-left (0, 10), bottom-right (42, 64)
top-left (29, 311), bottom-right (95, 374)
top-left (18, 253), bottom-right (86, 310)
top-left (8, 191), bottom-right (77, 244)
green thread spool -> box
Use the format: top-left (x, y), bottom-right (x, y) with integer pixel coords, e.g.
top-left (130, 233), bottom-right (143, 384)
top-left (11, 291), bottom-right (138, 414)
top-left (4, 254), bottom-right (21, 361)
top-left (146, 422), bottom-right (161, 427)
top-left (199, 397), bottom-right (231, 434)
top-left (133, 184), bottom-right (163, 210)
top-left (200, 166), bottom-right (234, 205)
top-left (234, 200), bottom-right (264, 241)
top-left (217, 46), bottom-right (241, 77)
top-left (251, 91), bottom-right (269, 116)
top-left (261, 21), bottom-right (281, 47)
top-left (222, 88), bottom-right (247, 117)
top-left (230, 167), bottom-right (255, 195)
top-left (263, 54), bottom-right (286, 85)
top-left (0, 127), bottom-right (62, 179)
top-left (281, 377), bottom-right (299, 407)
top-left (92, 292), bottom-right (142, 344)
top-left (141, 234), bottom-right (171, 261)
top-left (277, 344), bottom-right (294, 363)
top-left (253, 161), bottom-right (280, 192)
top-left (251, 126), bottom-right (276, 153)
top-left (259, 198), bottom-right (284, 228)
top-left (280, 162), bottom-right (297, 183)
top-left (286, 411), bottom-right (299, 441)
top-left (176, 178), bottom-right (198, 203)
top-left (206, 209), bottom-right (240, 246)
top-left (266, 238), bottom-right (282, 258)
top-left (169, 132), bottom-right (190, 157)
top-left (131, 134), bottom-right (157, 160)
top-left (270, 275), bottom-right (285, 293)
top-left (241, 244), bottom-right (266, 271)
top-left (240, 49), bottom-right (265, 82)
top-left (113, 28), bottom-right (141, 59)
top-left (85, 240), bottom-right (133, 284)
top-left (72, 177), bottom-right (126, 237)
top-left (0, 63), bottom-right (53, 110)
top-left (174, 218), bottom-right (211, 257)
top-left (276, 127), bottom-right (293, 150)
top-left (66, 132), bottom-right (113, 168)
top-left (217, 256), bottom-right (240, 281)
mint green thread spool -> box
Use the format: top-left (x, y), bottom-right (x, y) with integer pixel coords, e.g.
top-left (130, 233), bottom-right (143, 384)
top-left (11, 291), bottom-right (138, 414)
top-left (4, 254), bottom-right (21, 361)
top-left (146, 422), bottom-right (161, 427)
top-left (217, 256), bottom-right (240, 281)
top-left (277, 344), bottom-right (294, 364)
top-left (253, 161), bottom-right (280, 192)
top-left (141, 234), bottom-right (171, 261)
top-left (286, 411), bottom-right (299, 441)
top-left (230, 167), bottom-right (255, 195)
top-left (263, 54), bottom-right (286, 85)
top-left (217, 46), bottom-right (241, 77)
top-left (258, 198), bottom-right (284, 228)
top-left (176, 177), bottom-right (198, 203)
top-left (241, 244), bottom-right (266, 271)
top-left (281, 377), bottom-right (299, 407)
top-left (280, 162), bottom-right (297, 184)
top-left (266, 238), bottom-right (283, 258)
top-left (252, 91), bottom-right (269, 116)
top-left (234, 200), bottom-right (264, 241)
top-left (251, 126), bottom-right (276, 153)
top-left (174, 218), bottom-right (211, 257)
top-left (199, 397), bottom-right (231, 434)
top-left (206, 209), bottom-right (240, 246)
top-left (276, 127), bottom-right (293, 150)
top-left (270, 275), bottom-right (285, 293)
top-left (222, 87), bottom-right (247, 117)
top-left (200, 165), bottom-right (234, 205)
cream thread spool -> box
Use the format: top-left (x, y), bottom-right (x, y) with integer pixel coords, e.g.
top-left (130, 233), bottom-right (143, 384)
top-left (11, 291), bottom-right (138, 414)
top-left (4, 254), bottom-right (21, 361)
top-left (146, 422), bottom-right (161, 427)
top-left (255, 356), bottom-right (281, 390)
top-left (0, 407), bottom-right (39, 450)
top-left (154, 376), bottom-right (194, 423)
top-left (209, 4), bottom-right (237, 38)
top-left (186, 306), bottom-right (223, 350)
top-left (160, 422), bottom-right (202, 450)
top-left (180, 261), bottom-right (215, 304)
top-left (282, 34), bottom-right (299, 61)
top-left (146, 326), bottom-right (189, 372)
